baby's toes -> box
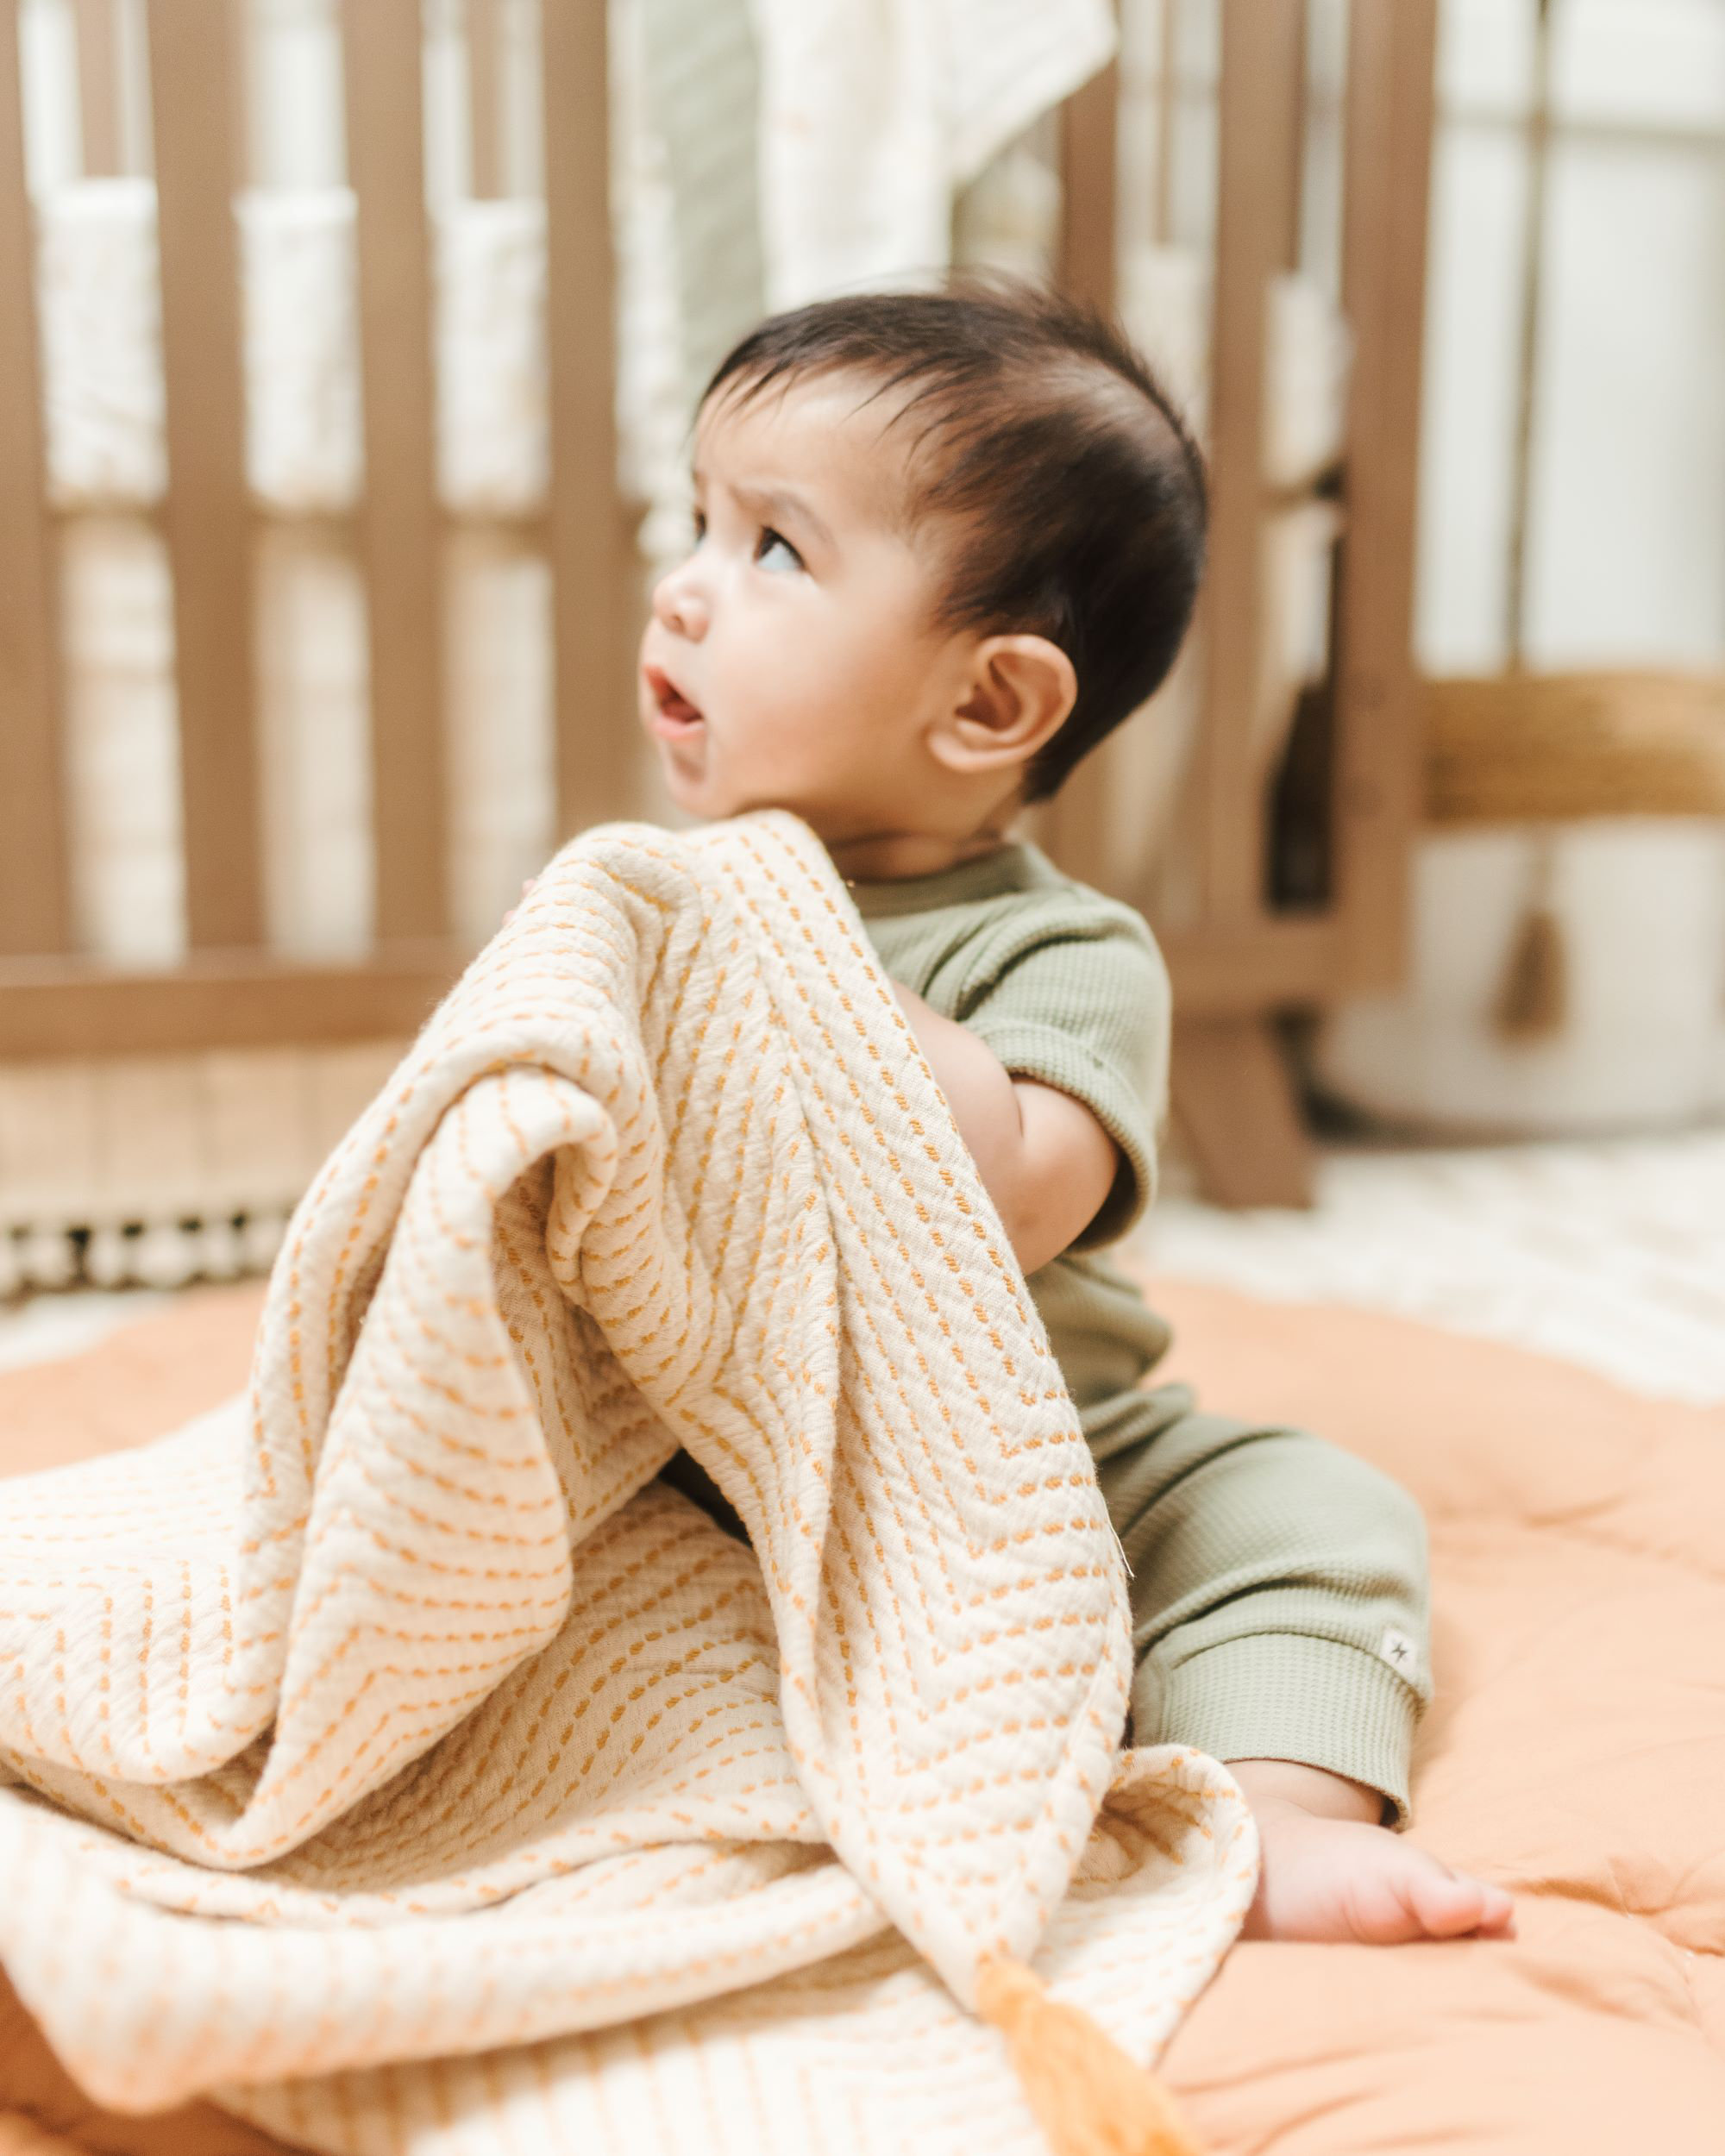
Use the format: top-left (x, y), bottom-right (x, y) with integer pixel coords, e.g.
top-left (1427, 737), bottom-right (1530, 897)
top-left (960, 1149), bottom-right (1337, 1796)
top-left (1402, 1853), bottom-right (1512, 1940)
top-left (1469, 1877), bottom-right (1516, 1936)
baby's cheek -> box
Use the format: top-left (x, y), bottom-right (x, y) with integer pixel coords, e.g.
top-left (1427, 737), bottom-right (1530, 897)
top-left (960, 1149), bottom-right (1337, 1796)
top-left (734, 700), bottom-right (823, 785)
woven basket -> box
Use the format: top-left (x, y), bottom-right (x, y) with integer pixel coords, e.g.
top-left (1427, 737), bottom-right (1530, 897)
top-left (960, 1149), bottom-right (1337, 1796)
top-left (1312, 667), bottom-right (1725, 1128)
top-left (1426, 670), bottom-right (1725, 825)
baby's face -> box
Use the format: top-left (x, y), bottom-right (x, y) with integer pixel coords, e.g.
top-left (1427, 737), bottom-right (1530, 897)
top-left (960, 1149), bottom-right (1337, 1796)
top-left (638, 376), bottom-right (963, 840)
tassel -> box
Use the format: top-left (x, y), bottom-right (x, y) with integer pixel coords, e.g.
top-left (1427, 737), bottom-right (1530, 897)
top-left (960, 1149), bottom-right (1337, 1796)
top-left (1492, 837), bottom-right (1569, 1042)
top-left (1492, 903), bottom-right (1568, 1040)
top-left (975, 1955), bottom-right (1207, 2156)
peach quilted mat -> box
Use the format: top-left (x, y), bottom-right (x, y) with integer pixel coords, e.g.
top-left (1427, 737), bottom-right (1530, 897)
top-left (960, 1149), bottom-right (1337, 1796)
top-left (4, 1270), bottom-right (1725, 2153)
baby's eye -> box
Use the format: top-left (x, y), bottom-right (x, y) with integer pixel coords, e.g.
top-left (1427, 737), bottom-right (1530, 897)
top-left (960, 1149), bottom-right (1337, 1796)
top-left (754, 526), bottom-right (803, 573)
top-left (690, 508), bottom-right (707, 545)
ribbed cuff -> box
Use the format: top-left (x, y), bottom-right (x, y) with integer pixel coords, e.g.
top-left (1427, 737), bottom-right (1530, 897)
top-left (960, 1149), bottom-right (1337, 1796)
top-left (1132, 1632), bottom-right (1420, 1827)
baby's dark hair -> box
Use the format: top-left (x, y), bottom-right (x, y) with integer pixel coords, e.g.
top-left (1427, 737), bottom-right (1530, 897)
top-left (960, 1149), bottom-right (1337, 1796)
top-left (699, 280), bottom-right (1208, 803)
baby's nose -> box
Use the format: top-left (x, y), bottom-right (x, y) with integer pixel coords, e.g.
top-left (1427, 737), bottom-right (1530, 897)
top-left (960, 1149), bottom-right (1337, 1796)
top-left (651, 566), bottom-right (709, 641)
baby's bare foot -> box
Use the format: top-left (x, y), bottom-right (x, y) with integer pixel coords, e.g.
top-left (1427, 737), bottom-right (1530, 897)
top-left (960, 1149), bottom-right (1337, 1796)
top-left (1229, 1759), bottom-right (1515, 1946)
top-left (1242, 1798), bottom-right (1515, 1942)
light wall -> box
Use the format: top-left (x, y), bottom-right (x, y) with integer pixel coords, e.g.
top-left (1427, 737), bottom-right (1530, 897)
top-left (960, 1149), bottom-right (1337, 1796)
top-left (1421, 0), bottom-right (1725, 673)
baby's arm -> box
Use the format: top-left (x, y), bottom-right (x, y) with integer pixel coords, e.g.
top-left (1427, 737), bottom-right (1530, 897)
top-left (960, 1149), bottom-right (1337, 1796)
top-left (890, 981), bottom-right (1118, 1275)
top-left (894, 979), bottom-right (1515, 1946)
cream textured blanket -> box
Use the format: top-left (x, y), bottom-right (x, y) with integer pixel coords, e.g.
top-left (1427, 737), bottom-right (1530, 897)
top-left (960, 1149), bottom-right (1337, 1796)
top-left (0, 813), bottom-right (1254, 2155)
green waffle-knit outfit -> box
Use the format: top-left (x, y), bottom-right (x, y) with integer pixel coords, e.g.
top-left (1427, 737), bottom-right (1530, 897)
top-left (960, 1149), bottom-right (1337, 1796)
top-left (664, 836), bottom-right (1431, 1821)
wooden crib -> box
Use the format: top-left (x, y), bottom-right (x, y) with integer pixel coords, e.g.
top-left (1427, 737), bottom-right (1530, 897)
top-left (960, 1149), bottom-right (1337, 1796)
top-left (0, 0), bottom-right (1436, 1219)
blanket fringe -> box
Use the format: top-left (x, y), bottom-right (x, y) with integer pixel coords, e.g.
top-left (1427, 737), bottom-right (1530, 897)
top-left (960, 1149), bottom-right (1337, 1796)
top-left (975, 1956), bottom-right (1206, 2156)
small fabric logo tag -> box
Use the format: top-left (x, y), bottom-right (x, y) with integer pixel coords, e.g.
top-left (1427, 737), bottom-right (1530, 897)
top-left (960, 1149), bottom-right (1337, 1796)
top-left (1380, 1626), bottom-right (1419, 1677)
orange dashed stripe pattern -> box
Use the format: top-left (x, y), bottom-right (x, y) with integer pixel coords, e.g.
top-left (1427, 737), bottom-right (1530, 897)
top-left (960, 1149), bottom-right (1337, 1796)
top-left (0, 813), bottom-right (1254, 2144)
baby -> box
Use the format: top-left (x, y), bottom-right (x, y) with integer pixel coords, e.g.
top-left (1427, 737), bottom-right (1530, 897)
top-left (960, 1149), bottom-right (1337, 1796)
top-left (640, 282), bottom-right (1513, 1946)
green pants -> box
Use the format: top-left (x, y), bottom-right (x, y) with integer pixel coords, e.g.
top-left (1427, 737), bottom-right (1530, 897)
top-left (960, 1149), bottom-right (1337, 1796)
top-left (1088, 1382), bottom-right (1428, 1821)
top-left (661, 1378), bottom-right (1429, 1822)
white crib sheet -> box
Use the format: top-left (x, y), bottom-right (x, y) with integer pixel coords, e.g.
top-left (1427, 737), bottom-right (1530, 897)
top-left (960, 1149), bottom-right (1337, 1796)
top-left (37, 180), bottom-right (1350, 515)
top-left (40, 181), bottom-right (553, 517)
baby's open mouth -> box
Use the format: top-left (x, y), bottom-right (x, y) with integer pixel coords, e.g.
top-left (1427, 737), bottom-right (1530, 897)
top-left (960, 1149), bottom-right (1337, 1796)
top-left (644, 666), bottom-right (706, 737)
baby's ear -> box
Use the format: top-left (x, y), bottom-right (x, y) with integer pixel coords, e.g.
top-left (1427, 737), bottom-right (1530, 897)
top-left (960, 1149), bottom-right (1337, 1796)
top-left (932, 635), bottom-right (1076, 777)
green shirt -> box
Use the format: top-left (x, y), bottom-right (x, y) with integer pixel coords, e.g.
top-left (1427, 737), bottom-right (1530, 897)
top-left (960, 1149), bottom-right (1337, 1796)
top-left (850, 838), bottom-right (1429, 1821)
top-left (663, 830), bottom-right (1430, 1817)
top-left (849, 838), bottom-right (1176, 1412)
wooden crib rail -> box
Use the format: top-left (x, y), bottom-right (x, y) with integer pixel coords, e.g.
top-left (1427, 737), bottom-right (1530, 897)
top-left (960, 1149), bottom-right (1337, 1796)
top-left (0, 0), bottom-right (630, 1056)
top-left (0, 0), bottom-right (1438, 1211)
top-left (1333, 0), bottom-right (1439, 992)
top-left (1051, 0), bottom-right (1437, 1201)
top-left (542, 0), bottom-right (639, 843)
top-left (0, 0), bottom-right (66, 961)
top-left (149, 0), bottom-right (264, 950)
top-left (343, 0), bottom-right (448, 944)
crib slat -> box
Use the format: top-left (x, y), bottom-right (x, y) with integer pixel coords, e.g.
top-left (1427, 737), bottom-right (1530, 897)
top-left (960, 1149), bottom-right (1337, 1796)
top-left (467, 0), bottom-right (505, 199)
top-left (0, 0), bottom-right (71, 956)
top-left (1154, 0), bottom-right (1180, 245)
top-left (1195, 0), bottom-right (1308, 927)
top-left (71, 0), bottom-right (122, 175)
top-left (541, 0), bottom-right (638, 837)
top-left (1044, 50), bottom-right (1121, 880)
top-left (1331, 0), bottom-right (1437, 990)
top-left (1059, 50), bottom-right (1119, 316)
top-left (1279, 0), bottom-right (1309, 273)
top-left (342, 0), bottom-right (448, 943)
top-left (147, 0), bottom-right (264, 950)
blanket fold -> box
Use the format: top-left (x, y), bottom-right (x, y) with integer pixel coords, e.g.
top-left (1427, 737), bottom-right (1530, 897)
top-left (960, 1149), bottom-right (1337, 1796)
top-left (0, 812), bottom-right (1252, 2154)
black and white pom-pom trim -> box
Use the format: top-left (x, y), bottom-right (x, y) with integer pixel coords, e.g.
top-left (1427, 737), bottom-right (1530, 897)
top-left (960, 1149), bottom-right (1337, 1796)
top-left (0, 1210), bottom-right (290, 1297)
